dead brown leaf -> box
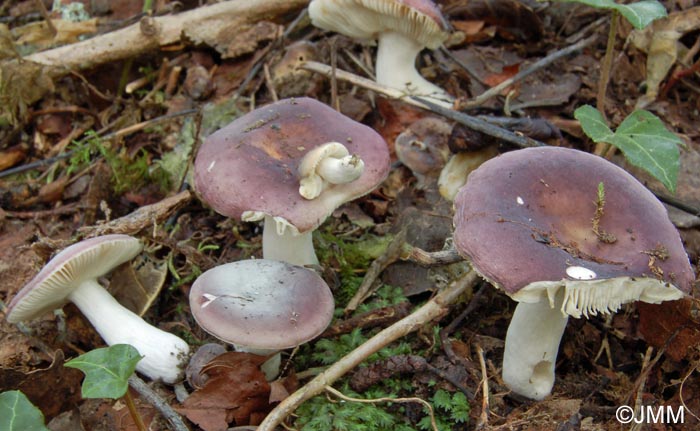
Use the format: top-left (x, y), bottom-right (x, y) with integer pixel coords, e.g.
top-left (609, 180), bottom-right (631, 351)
top-left (637, 298), bottom-right (700, 361)
top-left (178, 352), bottom-right (272, 431)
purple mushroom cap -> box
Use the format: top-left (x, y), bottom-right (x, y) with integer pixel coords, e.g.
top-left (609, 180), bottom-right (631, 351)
top-left (193, 97), bottom-right (390, 233)
top-left (453, 147), bottom-right (694, 298)
top-left (189, 259), bottom-right (335, 350)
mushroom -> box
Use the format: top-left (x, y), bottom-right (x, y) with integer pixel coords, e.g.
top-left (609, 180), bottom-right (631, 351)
top-left (394, 116), bottom-right (451, 189)
top-left (452, 147), bottom-right (694, 400)
top-left (193, 97), bottom-right (390, 266)
top-left (308, 0), bottom-right (453, 105)
top-left (6, 235), bottom-right (190, 384)
top-left (189, 259), bottom-right (335, 380)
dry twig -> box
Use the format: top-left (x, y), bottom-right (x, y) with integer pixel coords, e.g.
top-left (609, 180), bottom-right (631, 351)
top-left (257, 271), bottom-right (480, 430)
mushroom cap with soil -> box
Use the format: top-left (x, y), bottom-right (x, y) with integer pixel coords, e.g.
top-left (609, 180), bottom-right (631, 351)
top-left (453, 146), bottom-right (694, 400)
top-left (193, 97), bottom-right (390, 266)
top-left (189, 259), bottom-right (335, 379)
top-left (6, 234), bottom-right (190, 384)
top-left (308, 0), bottom-right (452, 105)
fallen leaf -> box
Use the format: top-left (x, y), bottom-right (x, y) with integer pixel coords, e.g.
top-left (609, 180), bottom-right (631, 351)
top-left (178, 352), bottom-right (272, 430)
top-left (483, 63), bottom-right (520, 88)
top-left (637, 298), bottom-right (700, 361)
top-left (108, 254), bottom-right (168, 316)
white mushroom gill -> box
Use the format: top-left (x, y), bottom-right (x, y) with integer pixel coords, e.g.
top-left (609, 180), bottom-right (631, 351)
top-left (299, 142), bottom-right (365, 200)
top-left (503, 275), bottom-right (686, 399)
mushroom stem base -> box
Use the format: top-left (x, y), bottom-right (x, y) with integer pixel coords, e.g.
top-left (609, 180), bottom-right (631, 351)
top-left (68, 279), bottom-right (189, 384)
top-left (262, 215), bottom-right (319, 266)
top-left (502, 291), bottom-right (569, 400)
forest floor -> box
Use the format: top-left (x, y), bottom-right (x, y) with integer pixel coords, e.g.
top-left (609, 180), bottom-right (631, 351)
top-left (1, 0), bottom-right (699, 430)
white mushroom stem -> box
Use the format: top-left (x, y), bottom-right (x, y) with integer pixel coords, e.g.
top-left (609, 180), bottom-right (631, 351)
top-left (501, 290), bottom-right (569, 400)
top-left (262, 215), bottom-right (319, 266)
top-left (68, 278), bottom-right (190, 384)
top-left (375, 31), bottom-right (453, 107)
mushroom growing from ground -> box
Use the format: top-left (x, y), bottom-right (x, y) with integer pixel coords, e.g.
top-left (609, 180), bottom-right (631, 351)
top-left (452, 147), bottom-right (694, 400)
top-left (193, 97), bottom-right (390, 266)
top-left (394, 116), bottom-right (451, 189)
top-left (6, 234), bottom-right (190, 384)
top-left (189, 259), bottom-right (335, 380)
top-left (308, 0), bottom-right (453, 106)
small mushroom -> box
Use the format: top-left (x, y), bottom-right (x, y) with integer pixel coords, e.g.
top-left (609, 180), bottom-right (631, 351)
top-left (193, 97), bottom-right (390, 266)
top-left (189, 259), bottom-right (335, 380)
top-left (6, 235), bottom-right (190, 384)
top-left (308, 0), bottom-right (453, 106)
top-left (394, 117), bottom-right (451, 188)
top-left (453, 147), bottom-right (694, 400)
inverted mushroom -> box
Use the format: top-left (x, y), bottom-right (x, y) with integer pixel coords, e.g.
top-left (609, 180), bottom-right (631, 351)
top-left (193, 97), bottom-right (390, 266)
top-left (189, 259), bottom-right (335, 380)
top-left (6, 235), bottom-right (190, 384)
top-left (308, 0), bottom-right (453, 106)
top-left (453, 147), bottom-right (694, 400)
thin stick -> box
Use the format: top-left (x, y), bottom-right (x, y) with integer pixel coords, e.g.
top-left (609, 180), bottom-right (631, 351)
top-left (460, 34), bottom-right (598, 109)
top-left (34, 0), bottom-right (57, 36)
top-left (330, 38), bottom-right (340, 112)
top-left (123, 390), bottom-right (148, 431)
top-left (256, 271), bottom-right (480, 431)
top-left (475, 344), bottom-right (490, 430)
top-left (345, 229), bottom-right (406, 313)
top-left (0, 108), bottom-right (197, 179)
top-left (263, 62), bottom-right (278, 102)
top-left (325, 385), bottom-right (439, 431)
top-left (594, 12), bottom-right (619, 156)
top-left (128, 376), bottom-right (190, 431)
top-left (401, 245), bottom-right (463, 267)
top-left (413, 96), bottom-right (547, 148)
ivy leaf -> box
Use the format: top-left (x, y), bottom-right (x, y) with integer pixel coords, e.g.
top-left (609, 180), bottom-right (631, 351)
top-left (64, 344), bottom-right (143, 399)
top-left (575, 105), bottom-right (681, 193)
top-left (562, 0), bottom-right (667, 29)
top-left (0, 391), bottom-right (49, 431)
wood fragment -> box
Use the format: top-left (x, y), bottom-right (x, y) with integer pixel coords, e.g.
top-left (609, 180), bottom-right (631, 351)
top-left (24, 0), bottom-right (308, 70)
top-left (78, 190), bottom-right (192, 237)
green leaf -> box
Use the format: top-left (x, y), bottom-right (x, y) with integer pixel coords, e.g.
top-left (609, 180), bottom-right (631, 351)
top-left (562, 0), bottom-right (667, 29)
top-left (574, 105), bottom-right (614, 142)
top-left (0, 391), bottom-right (49, 431)
top-left (65, 344), bottom-right (143, 399)
top-left (575, 105), bottom-right (681, 193)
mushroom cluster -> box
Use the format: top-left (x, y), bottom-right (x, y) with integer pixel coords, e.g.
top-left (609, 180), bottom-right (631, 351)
top-left (193, 97), bottom-right (390, 266)
top-left (6, 235), bottom-right (190, 384)
top-left (453, 147), bottom-right (694, 400)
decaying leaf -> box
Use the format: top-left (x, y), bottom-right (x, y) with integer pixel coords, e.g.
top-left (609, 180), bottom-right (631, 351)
top-left (108, 255), bottom-right (168, 317)
top-left (0, 60), bottom-right (57, 125)
top-left (630, 6), bottom-right (700, 108)
top-left (178, 352), bottom-right (272, 430)
top-left (637, 298), bottom-right (700, 361)
top-left (0, 350), bottom-right (83, 420)
top-left (13, 19), bottom-right (98, 48)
